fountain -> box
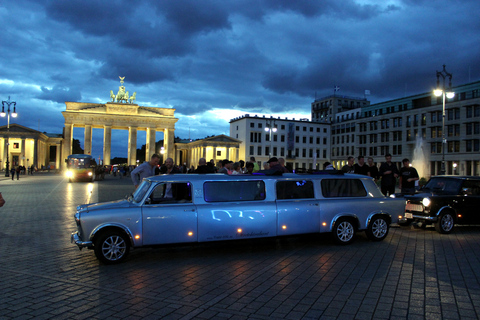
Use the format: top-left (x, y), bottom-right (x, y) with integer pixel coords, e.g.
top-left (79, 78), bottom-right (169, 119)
top-left (412, 136), bottom-right (429, 179)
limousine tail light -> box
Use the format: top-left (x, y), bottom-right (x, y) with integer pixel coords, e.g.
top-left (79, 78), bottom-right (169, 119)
top-left (237, 228), bottom-right (243, 233)
top-left (135, 235), bottom-right (140, 240)
top-left (322, 222), bottom-right (327, 227)
top-left (188, 231), bottom-right (194, 236)
top-left (282, 225), bottom-right (287, 230)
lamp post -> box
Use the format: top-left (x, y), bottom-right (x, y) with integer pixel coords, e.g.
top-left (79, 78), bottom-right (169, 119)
top-left (264, 119), bottom-right (277, 158)
top-left (1, 96), bottom-right (17, 177)
top-left (433, 65), bottom-right (454, 175)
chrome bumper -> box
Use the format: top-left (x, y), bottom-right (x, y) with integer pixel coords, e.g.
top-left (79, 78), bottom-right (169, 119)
top-left (405, 212), bottom-right (437, 221)
top-left (71, 231), bottom-right (93, 249)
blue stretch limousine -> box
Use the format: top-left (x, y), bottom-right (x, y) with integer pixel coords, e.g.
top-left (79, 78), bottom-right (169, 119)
top-left (71, 172), bottom-right (405, 264)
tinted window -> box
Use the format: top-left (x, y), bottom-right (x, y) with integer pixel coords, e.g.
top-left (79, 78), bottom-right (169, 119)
top-left (147, 182), bottom-right (192, 204)
top-left (424, 178), bottom-right (462, 194)
top-left (204, 181), bottom-right (266, 202)
top-left (276, 180), bottom-right (314, 199)
top-left (321, 179), bottom-right (367, 198)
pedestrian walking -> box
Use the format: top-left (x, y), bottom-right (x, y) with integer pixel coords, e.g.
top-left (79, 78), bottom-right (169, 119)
top-left (10, 168), bottom-right (15, 180)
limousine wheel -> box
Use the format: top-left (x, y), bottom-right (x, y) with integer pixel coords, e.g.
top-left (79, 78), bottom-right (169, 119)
top-left (434, 212), bottom-right (455, 234)
top-left (366, 216), bottom-right (389, 241)
top-left (94, 231), bottom-right (130, 264)
top-left (332, 218), bottom-right (355, 245)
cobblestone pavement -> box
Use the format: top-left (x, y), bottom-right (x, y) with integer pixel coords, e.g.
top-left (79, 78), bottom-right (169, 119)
top-left (1, 173), bottom-right (480, 319)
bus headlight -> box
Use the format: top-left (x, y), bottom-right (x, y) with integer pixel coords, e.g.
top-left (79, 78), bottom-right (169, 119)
top-left (88, 172), bottom-right (93, 177)
top-left (66, 170), bottom-right (73, 178)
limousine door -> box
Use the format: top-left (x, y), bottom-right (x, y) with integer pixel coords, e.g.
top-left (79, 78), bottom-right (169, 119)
top-left (276, 180), bottom-right (321, 235)
top-left (142, 182), bottom-right (198, 245)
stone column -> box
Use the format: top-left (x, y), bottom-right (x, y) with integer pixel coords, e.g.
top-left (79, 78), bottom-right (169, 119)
top-left (164, 129), bottom-right (175, 160)
top-left (21, 138), bottom-right (26, 166)
top-left (103, 125), bottom-right (112, 166)
top-left (146, 127), bottom-right (156, 161)
top-left (56, 143), bottom-right (61, 169)
top-left (236, 147), bottom-right (239, 162)
top-left (62, 123), bottom-right (73, 169)
top-left (226, 147), bottom-right (230, 160)
top-left (213, 147), bottom-right (217, 164)
top-left (84, 125), bottom-right (92, 155)
top-left (128, 126), bottom-right (137, 166)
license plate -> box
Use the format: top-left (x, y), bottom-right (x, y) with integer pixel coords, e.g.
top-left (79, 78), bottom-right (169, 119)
top-left (405, 212), bottom-right (413, 219)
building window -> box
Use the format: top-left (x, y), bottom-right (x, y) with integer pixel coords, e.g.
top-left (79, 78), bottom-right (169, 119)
top-left (257, 146), bottom-right (262, 156)
top-left (249, 146), bottom-right (254, 155)
top-left (250, 123), bottom-right (254, 128)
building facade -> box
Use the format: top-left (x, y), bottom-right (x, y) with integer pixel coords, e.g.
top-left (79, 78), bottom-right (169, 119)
top-left (327, 80), bottom-right (480, 178)
top-left (230, 115), bottom-right (330, 170)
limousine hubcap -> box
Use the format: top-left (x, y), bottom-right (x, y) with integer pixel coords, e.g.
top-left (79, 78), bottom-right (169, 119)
top-left (372, 219), bottom-right (387, 238)
top-left (337, 221), bottom-right (354, 242)
top-left (102, 235), bottom-right (127, 260)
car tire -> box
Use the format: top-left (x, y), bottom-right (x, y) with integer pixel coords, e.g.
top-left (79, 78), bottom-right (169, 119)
top-left (434, 212), bottom-right (455, 234)
top-left (332, 218), bottom-right (356, 245)
top-left (94, 231), bottom-right (130, 264)
top-left (366, 216), bottom-right (389, 241)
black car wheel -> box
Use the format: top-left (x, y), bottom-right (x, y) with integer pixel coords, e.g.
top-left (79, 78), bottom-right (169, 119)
top-left (366, 216), bottom-right (389, 241)
top-left (332, 218), bottom-right (355, 245)
top-left (434, 212), bottom-right (455, 234)
top-left (94, 231), bottom-right (130, 264)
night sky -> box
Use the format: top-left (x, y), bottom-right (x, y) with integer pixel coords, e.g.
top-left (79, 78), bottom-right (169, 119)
top-left (1, 0), bottom-right (479, 160)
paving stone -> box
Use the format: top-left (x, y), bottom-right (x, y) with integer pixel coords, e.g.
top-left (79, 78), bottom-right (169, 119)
top-left (0, 173), bottom-right (480, 319)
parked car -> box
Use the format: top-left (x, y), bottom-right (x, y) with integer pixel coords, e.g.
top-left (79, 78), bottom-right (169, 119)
top-left (403, 176), bottom-right (480, 233)
top-left (71, 172), bottom-right (405, 264)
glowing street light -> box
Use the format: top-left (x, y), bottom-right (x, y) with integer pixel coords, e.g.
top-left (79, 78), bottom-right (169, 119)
top-left (1, 96), bottom-right (18, 177)
top-left (433, 65), bottom-right (454, 175)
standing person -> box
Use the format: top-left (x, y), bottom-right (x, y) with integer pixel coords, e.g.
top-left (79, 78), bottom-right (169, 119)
top-left (341, 156), bottom-right (355, 173)
top-left (379, 153), bottom-right (399, 196)
top-left (131, 154), bottom-right (160, 189)
top-left (231, 162), bottom-right (242, 174)
top-left (159, 157), bottom-right (181, 174)
top-left (354, 155), bottom-right (369, 176)
top-left (278, 158), bottom-right (290, 173)
top-left (15, 166), bottom-right (20, 180)
top-left (367, 157), bottom-right (379, 181)
top-left (194, 158), bottom-right (215, 173)
top-left (250, 156), bottom-right (259, 173)
top-left (245, 162), bottom-right (255, 174)
top-left (268, 157), bottom-right (289, 173)
top-left (10, 167), bottom-right (15, 180)
top-left (399, 158), bottom-right (419, 195)
top-left (30, 164), bottom-right (35, 175)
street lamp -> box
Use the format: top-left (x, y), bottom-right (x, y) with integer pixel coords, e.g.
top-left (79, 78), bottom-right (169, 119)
top-left (433, 65), bottom-right (454, 175)
top-left (1, 96), bottom-right (17, 177)
top-left (264, 119), bottom-right (277, 158)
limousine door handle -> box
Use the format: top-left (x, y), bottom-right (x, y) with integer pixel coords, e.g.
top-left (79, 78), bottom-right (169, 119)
top-left (184, 209), bottom-right (196, 212)
top-left (309, 203), bottom-right (319, 206)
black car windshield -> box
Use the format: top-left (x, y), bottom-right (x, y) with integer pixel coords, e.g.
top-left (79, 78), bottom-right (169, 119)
top-left (423, 177), bottom-right (462, 194)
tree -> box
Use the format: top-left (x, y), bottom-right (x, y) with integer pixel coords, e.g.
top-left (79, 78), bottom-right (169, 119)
top-left (72, 139), bottom-right (84, 154)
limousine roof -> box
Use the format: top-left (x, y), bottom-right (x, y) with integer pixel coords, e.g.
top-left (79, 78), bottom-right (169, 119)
top-left (145, 171), bottom-right (374, 183)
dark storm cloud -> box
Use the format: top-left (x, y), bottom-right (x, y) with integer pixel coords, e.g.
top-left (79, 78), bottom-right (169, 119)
top-left (2, 0), bottom-right (480, 159)
top-left (37, 86), bottom-right (82, 104)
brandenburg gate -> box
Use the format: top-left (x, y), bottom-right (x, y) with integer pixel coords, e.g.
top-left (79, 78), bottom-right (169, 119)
top-left (62, 78), bottom-right (178, 168)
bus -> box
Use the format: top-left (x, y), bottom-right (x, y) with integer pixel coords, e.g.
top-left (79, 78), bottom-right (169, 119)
top-left (66, 154), bottom-right (96, 182)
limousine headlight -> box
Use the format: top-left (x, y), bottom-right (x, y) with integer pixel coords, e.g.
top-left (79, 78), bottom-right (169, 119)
top-left (88, 171), bottom-right (93, 177)
top-left (422, 198), bottom-right (431, 207)
top-left (66, 170), bottom-right (73, 178)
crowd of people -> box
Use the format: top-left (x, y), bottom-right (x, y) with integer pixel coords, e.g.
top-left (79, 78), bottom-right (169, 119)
top-left (129, 153), bottom-right (419, 196)
top-left (324, 154), bottom-right (419, 196)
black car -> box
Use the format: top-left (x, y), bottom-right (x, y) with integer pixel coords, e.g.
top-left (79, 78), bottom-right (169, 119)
top-left (403, 176), bottom-right (480, 233)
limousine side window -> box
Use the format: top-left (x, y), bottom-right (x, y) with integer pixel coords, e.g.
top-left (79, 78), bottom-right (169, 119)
top-left (204, 181), bottom-right (266, 202)
top-left (147, 182), bottom-right (192, 204)
top-left (276, 180), bottom-right (314, 199)
top-left (321, 179), bottom-right (367, 198)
